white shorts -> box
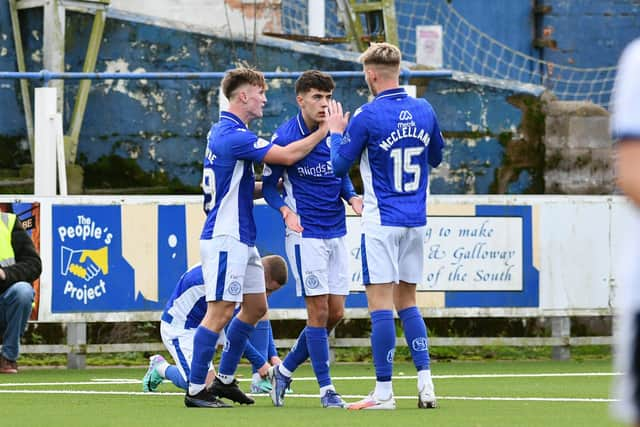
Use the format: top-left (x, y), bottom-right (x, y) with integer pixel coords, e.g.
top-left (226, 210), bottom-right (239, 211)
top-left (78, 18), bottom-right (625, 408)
top-left (285, 230), bottom-right (350, 297)
top-left (160, 321), bottom-right (223, 382)
top-left (360, 223), bottom-right (426, 285)
top-left (200, 236), bottom-right (265, 303)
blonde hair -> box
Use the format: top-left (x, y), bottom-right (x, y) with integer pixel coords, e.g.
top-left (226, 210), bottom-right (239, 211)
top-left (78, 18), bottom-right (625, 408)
top-left (359, 42), bottom-right (402, 68)
top-left (221, 67), bottom-right (266, 99)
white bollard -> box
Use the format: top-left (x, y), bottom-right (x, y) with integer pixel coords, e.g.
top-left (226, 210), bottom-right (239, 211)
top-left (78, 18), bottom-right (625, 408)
top-left (34, 87), bottom-right (58, 196)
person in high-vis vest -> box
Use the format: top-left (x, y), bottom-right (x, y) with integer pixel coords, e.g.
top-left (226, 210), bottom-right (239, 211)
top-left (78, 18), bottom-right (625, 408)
top-left (0, 211), bottom-right (41, 374)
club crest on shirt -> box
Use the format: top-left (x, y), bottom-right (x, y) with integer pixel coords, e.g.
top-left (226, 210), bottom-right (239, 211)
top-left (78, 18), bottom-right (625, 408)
top-left (254, 137), bottom-right (270, 149)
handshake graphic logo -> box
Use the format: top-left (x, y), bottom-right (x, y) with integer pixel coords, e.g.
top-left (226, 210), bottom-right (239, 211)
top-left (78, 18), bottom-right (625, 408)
top-left (61, 246), bottom-right (109, 282)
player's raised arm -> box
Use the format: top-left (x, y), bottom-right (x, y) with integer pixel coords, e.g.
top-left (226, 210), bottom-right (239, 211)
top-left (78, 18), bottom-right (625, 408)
top-left (262, 121), bottom-right (328, 166)
top-left (326, 99), bottom-right (354, 177)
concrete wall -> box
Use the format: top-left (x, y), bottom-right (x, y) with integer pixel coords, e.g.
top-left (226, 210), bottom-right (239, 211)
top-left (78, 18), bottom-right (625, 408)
top-left (544, 100), bottom-right (614, 194)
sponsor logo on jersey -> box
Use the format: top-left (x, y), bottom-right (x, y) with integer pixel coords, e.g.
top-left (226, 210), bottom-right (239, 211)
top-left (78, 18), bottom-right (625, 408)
top-left (399, 110), bottom-right (413, 120)
top-left (296, 160), bottom-right (334, 177)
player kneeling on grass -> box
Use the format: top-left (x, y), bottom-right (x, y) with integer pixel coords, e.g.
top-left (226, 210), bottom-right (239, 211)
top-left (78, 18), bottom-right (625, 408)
top-left (142, 255), bottom-right (288, 401)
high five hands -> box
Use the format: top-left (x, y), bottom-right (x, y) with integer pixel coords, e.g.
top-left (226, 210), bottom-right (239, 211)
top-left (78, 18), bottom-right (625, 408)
top-left (326, 99), bottom-right (350, 135)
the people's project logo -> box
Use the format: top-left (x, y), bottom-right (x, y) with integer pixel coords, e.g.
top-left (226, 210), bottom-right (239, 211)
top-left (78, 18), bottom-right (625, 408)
top-left (58, 215), bottom-right (113, 305)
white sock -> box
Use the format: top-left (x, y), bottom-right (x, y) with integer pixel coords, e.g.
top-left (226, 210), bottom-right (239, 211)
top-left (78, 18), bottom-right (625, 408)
top-left (374, 381), bottom-right (393, 400)
top-left (417, 369), bottom-right (433, 391)
top-left (217, 373), bottom-right (234, 385)
top-left (156, 361), bottom-right (170, 378)
top-left (278, 364), bottom-right (293, 378)
top-left (188, 383), bottom-right (205, 396)
top-left (252, 372), bottom-right (262, 383)
top-left (319, 384), bottom-right (335, 397)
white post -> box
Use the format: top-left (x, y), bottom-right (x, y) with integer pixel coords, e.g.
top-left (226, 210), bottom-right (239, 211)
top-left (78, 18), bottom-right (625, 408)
top-left (401, 85), bottom-right (417, 98)
top-left (308, 0), bottom-right (326, 38)
top-left (43, 0), bottom-right (65, 112)
top-left (34, 87), bottom-right (58, 196)
top-left (55, 113), bottom-right (67, 196)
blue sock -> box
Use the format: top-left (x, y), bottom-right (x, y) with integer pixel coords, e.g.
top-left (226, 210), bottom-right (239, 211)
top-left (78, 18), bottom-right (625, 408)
top-left (398, 306), bottom-right (431, 371)
top-left (248, 320), bottom-right (270, 373)
top-left (218, 317), bottom-right (255, 377)
top-left (306, 326), bottom-right (331, 388)
top-left (283, 328), bottom-right (309, 374)
top-left (370, 310), bottom-right (395, 382)
top-left (166, 365), bottom-right (188, 391)
top-left (189, 326), bottom-right (219, 386)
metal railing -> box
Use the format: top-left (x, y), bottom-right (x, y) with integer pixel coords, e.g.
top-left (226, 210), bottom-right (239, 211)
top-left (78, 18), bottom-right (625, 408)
top-left (0, 69), bottom-right (452, 84)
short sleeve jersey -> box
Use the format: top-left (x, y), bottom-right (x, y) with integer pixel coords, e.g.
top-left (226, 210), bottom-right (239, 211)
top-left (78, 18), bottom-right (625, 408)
top-left (162, 264), bottom-right (206, 330)
top-left (338, 88), bottom-right (444, 227)
top-left (265, 112), bottom-right (348, 238)
top-left (611, 38), bottom-right (640, 141)
top-left (201, 111), bottom-right (273, 245)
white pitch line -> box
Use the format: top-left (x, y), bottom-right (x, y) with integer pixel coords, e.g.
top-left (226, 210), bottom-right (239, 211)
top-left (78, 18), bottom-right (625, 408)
top-left (0, 389), bottom-right (618, 403)
top-left (281, 372), bottom-right (621, 381)
top-left (0, 380), bottom-right (140, 387)
top-left (0, 372), bottom-right (619, 388)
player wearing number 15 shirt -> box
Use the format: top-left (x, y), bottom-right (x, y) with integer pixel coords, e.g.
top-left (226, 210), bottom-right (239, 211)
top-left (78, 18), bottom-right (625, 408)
top-left (332, 86), bottom-right (443, 229)
top-left (328, 42), bottom-right (443, 410)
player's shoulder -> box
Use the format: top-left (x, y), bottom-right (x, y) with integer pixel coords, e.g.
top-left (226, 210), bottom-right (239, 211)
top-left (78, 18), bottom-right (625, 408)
top-left (351, 101), bottom-right (374, 123)
top-left (183, 264), bottom-right (203, 281)
top-left (271, 115), bottom-right (299, 145)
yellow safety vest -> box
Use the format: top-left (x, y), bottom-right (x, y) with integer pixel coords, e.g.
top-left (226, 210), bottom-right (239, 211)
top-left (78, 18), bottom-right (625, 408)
top-left (0, 212), bottom-right (16, 267)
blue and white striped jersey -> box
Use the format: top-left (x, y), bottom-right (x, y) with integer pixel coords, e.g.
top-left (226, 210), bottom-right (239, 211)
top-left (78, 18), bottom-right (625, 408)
top-left (162, 264), bottom-right (277, 366)
top-left (338, 88), bottom-right (444, 227)
top-left (201, 111), bottom-right (273, 245)
top-left (162, 264), bottom-right (207, 330)
top-left (263, 111), bottom-right (356, 239)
